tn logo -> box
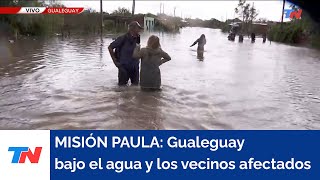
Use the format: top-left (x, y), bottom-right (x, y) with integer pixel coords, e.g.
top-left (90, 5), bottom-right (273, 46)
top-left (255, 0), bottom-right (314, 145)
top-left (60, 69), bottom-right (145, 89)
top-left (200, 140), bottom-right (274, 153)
top-left (8, 147), bottom-right (42, 163)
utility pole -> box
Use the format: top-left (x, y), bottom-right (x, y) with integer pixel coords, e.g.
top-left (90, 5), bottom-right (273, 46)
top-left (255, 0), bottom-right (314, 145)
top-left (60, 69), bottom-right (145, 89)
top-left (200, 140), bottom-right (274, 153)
top-left (174, 7), bottom-right (176, 17)
top-left (132, 0), bottom-right (135, 16)
top-left (100, 0), bottom-right (103, 35)
top-left (281, 0), bottom-right (285, 26)
top-left (163, 3), bottom-right (165, 14)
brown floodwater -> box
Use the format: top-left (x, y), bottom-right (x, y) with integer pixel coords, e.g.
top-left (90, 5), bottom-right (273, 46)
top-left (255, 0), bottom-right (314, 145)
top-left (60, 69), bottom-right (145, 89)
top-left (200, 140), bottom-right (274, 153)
top-left (0, 27), bottom-right (320, 130)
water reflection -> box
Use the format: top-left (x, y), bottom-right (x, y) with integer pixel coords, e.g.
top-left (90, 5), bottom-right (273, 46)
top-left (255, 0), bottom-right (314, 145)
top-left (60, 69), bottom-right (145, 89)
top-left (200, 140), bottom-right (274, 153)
top-left (0, 38), bottom-right (47, 77)
top-left (114, 88), bottom-right (164, 130)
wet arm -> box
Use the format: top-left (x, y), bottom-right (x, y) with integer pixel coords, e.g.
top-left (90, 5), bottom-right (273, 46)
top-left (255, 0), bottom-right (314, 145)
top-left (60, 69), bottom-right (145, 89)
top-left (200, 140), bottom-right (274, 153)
top-left (108, 36), bottom-right (124, 67)
top-left (190, 39), bottom-right (199, 47)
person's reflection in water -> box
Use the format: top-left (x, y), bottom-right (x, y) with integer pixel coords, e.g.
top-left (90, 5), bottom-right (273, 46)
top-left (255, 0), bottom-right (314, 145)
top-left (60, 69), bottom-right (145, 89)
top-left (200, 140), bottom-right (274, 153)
top-left (190, 34), bottom-right (206, 61)
top-left (115, 88), bottom-right (164, 130)
top-left (99, 35), bottom-right (106, 67)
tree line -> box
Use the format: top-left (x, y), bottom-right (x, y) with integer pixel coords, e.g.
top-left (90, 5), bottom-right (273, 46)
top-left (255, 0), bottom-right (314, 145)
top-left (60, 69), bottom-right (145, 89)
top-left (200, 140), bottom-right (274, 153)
top-left (0, 2), bottom-right (145, 37)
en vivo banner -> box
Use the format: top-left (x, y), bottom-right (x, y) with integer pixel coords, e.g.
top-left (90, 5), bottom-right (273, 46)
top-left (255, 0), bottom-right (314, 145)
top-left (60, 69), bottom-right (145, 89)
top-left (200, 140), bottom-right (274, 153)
top-left (0, 7), bottom-right (84, 14)
top-left (0, 130), bottom-right (319, 180)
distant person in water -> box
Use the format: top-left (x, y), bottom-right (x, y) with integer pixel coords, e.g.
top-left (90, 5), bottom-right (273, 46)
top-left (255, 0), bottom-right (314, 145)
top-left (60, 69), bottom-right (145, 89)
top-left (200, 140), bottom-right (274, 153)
top-left (238, 34), bottom-right (244, 43)
top-left (228, 33), bottom-right (235, 41)
top-left (251, 33), bottom-right (256, 43)
top-left (262, 33), bottom-right (267, 43)
top-left (190, 34), bottom-right (206, 60)
top-left (133, 35), bottom-right (171, 90)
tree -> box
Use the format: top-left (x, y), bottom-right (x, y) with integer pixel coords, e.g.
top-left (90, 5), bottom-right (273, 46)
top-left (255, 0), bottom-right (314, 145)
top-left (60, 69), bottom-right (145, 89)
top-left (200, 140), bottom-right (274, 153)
top-left (257, 18), bottom-right (268, 23)
top-left (235, 0), bottom-right (247, 23)
top-left (249, 5), bottom-right (258, 22)
top-left (84, 8), bottom-right (96, 13)
top-left (234, 0), bottom-right (259, 33)
top-left (0, 0), bottom-right (13, 6)
top-left (112, 7), bottom-right (131, 16)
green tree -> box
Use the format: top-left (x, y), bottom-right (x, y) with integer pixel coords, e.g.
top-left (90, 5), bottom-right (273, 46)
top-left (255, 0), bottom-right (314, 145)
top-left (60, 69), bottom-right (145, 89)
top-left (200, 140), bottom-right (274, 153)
top-left (0, 0), bottom-right (66, 36)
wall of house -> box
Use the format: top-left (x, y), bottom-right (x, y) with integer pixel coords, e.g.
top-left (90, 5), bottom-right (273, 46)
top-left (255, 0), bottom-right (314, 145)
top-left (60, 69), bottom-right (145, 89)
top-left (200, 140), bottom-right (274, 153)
top-left (144, 17), bottom-right (155, 31)
top-left (252, 24), bottom-right (268, 35)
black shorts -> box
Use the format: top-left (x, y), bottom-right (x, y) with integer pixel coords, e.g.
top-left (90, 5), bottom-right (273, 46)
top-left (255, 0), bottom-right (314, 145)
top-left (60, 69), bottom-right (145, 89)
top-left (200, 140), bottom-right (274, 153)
top-left (118, 64), bottom-right (139, 86)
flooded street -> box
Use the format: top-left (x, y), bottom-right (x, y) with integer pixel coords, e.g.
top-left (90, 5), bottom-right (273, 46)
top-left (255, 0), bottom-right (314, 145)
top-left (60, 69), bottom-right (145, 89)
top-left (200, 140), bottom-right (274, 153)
top-left (1, 27), bottom-right (320, 130)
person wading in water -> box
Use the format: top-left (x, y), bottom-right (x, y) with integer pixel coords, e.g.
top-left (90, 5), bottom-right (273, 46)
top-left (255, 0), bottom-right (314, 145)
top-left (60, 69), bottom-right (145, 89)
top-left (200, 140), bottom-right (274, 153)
top-left (108, 21), bottom-right (143, 86)
top-left (238, 34), bottom-right (244, 43)
top-left (133, 35), bottom-right (171, 91)
top-left (262, 33), bottom-right (267, 43)
top-left (190, 34), bottom-right (206, 60)
top-left (251, 32), bottom-right (256, 43)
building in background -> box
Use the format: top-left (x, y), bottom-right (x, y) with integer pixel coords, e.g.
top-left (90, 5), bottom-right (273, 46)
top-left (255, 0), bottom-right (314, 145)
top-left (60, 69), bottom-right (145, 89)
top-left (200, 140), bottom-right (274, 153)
top-left (103, 14), bottom-right (156, 32)
top-left (144, 16), bottom-right (155, 31)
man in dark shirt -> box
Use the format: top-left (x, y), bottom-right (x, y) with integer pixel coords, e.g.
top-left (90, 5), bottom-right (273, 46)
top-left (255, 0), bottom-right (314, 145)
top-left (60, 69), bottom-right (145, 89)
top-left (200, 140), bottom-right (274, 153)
top-left (108, 21), bottom-right (143, 86)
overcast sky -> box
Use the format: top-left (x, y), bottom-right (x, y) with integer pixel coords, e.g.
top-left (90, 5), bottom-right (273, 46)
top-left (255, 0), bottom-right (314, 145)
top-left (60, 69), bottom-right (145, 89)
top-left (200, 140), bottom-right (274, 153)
top-left (61, 1), bottom-right (295, 22)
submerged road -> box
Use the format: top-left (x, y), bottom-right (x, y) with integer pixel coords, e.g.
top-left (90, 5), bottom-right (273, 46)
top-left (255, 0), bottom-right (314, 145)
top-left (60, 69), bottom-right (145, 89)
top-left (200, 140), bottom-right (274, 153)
top-left (0, 27), bottom-right (319, 129)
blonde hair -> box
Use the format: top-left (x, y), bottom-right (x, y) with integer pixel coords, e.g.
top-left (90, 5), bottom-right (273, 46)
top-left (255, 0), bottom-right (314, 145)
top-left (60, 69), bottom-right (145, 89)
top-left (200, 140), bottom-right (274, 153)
top-left (147, 35), bottom-right (160, 49)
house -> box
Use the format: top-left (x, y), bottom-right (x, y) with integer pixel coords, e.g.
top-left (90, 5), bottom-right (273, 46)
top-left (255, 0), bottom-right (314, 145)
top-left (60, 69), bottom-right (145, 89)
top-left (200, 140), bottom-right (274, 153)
top-left (104, 14), bottom-right (155, 31)
top-left (251, 23), bottom-right (268, 35)
top-left (144, 16), bottom-right (155, 31)
top-left (228, 22), bottom-right (268, 35)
